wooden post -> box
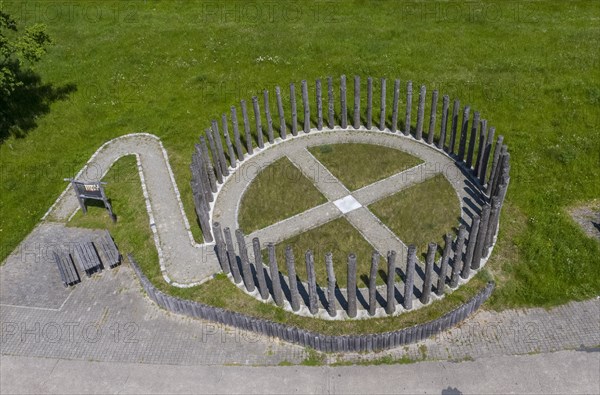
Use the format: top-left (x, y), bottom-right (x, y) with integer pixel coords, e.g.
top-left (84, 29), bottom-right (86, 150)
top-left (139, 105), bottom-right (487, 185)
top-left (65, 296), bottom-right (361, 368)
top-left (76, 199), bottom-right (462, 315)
top-left (251, 96), bottom-right (264, 149)
top-left (457, 105), bottom-right (470, 162)
top-left (212, 222), bottom-right (229, 274)
top-left (437, 95), bottom-right (450, 150)
top-left (264, 90), bottom-right (274, 144)
top-left (222, 114), bottom-right (236, 168)
top-left (486, 136), bottom-right (504, 194)
top-left (301, 80), bottom-right (310, 133)
top-left (450, 225), bottom-right (467, 288)
top-left (496, 149), bottom-right (511, 198)
top-left (449, 99), bottom-right (459, 153)
top-left (224, 227), bottom-right (241, 283)
top-left (353, 75), bottom-right (360, 129)
top-left (240, 100), bottom-right (253, 155)
top-left (379, 78), bottom-right (386, 131)
top-left (193, 192), bottom-right (212, 243)
top-left (211, 121), bottom-right (229, 176)
top-left (386, 250), bottom-right (396, 314)
top-left (366, 77), bottom-right (373, 129)
top-left (275, 86), bottom-right (287, 139)
top-left (479, 126), bottom-right (495, 184)
top-left (368, 251), bottom-right (379, 316)
top-left (347, 253), bottom-right (357, 318)
top-left (316, 79), bottom-right (323, 130)
top-left (403, 245), bottom-right (416, 310)
top-left (391, 79), bottom-right (400, 132)
top-left (193, 145), bottom-right (213, 203)
top-left (474, 119), bottom-right (488, 177)
top-left (199, 136), bottom-right (217, 193)
top-left (340, 75), bottom-right (347, 128)
top-left (420, 243), bottom-right (436, 304)
top-left (466, 111), bottom-right (480, 169)
top-left (290, 83), bottom-right (298, 136)
top-left (252, 237), bottom-right (269, 300)
top-left (427, 90), bottom-right (438, 144)
top-left (235, 229), bottom-right (255, 292)
top-left (485, 197), bottom-right (501, 250)
top-left (461, 215), bottom-right (480, 279)
top-left (404, 81), bottom-right (413, 136)
top-left (489, 146), bottom-right (508, 197)
top-left (268, 242), bottom-right (284, 307)
top-left (415, 85), bottom-right (426, 140)
top-left (497, 160), bottom-right (510, 202)
top-left (285, 246), bottom-right (300, 311)
top-left (205, 128), bottom-right (223, 184)
top-left (325, 252), bottom-right (336, 317)
top-left (471, 204), bottom-right (491, 270)
top-left (327, 76), bottom-right (334, 129)
top-left (436, 234), bottom-right (452, 296)
top-left (305, 250), bottom-right (318, 314)
top-left (230, 106), bottom-right (245, 161)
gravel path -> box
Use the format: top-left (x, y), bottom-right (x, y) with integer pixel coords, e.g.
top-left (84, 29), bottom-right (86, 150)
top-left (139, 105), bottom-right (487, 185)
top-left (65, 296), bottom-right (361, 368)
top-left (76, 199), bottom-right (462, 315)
top-left (43, 133), bottom-right (220, 286)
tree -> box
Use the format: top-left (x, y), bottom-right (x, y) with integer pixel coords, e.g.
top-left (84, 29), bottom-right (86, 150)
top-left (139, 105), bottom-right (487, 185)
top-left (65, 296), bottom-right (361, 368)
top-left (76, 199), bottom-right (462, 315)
top-left (1, 11), bottom-right (52, 96)
top-left (1, 10), bottom-right (54, 139)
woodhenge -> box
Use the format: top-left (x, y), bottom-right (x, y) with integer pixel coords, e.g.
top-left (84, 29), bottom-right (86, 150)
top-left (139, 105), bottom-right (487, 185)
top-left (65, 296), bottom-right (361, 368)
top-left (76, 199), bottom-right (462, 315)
top-left (189, 75), bottom-right (509, 320)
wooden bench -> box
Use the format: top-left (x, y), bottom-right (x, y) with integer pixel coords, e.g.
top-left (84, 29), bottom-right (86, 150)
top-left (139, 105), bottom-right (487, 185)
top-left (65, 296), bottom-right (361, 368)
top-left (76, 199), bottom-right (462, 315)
top-left (95, 230), bottom-right (121, 269)
top-left (53, 251), bottom-right (80, 287)
top-left (74, 241), bottom-right (103, 277)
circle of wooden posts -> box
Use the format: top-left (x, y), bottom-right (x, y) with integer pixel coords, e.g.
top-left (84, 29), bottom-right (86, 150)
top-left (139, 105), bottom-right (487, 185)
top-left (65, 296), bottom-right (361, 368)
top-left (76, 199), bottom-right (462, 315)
top-left (190, 75), bottom-right (510, 319)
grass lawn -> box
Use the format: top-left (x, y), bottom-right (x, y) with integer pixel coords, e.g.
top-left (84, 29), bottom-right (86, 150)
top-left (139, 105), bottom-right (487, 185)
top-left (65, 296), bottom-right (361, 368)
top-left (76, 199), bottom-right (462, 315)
top-left (308, 143), bottom-right (423, 191)
top-left (369, 174), bottom-right (461, 259)
top-left (1, 1), bottom-right (598, 311)
top-left (238, 156), bottom-right (326, 233)
top-left (264, 217), bottom-right (381, 288)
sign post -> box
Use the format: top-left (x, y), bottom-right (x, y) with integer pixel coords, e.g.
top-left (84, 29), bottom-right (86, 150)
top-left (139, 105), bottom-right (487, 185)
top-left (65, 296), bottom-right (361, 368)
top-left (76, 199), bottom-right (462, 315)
top-left (65, 178), bottom-right (116, 222)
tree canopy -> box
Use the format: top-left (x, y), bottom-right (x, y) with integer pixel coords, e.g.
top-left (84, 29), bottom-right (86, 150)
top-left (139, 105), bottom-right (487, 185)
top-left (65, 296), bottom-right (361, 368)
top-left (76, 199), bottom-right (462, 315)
top-left (0, 10), bottom-right (52, 96)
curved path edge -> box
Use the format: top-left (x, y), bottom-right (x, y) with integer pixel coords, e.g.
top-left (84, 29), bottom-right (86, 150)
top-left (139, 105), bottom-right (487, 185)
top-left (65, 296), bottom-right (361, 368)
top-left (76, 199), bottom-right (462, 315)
top-left (41, 132), bottom-right (220, 286)
top-left (128, 253), bottom-right (495, 352)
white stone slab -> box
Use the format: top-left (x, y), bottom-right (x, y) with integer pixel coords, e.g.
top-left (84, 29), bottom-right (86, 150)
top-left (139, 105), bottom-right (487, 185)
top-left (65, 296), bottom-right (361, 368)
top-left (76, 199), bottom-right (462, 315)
top-left (333, 195), bottom-right (362, 214)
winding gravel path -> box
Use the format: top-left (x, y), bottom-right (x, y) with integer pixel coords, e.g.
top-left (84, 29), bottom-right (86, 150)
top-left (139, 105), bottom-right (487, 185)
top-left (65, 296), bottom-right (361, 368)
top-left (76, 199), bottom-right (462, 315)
top-left (44, 133), bottom-right (220, 286)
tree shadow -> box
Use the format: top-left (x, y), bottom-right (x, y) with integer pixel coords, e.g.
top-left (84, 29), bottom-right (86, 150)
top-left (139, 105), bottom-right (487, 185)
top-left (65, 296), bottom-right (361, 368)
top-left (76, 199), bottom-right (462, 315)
top-left (0, 64), bottom-right (76, 143)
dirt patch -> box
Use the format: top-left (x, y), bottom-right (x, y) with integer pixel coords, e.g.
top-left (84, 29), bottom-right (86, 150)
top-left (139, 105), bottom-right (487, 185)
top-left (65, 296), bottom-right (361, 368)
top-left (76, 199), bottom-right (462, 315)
top-left (568, 200), bottom-right (600, 242)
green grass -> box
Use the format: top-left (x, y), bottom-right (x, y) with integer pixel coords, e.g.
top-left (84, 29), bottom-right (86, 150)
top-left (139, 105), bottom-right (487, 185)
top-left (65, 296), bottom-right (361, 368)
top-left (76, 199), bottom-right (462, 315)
top-left (369, 174), bottom-right (461, 258)
top-left (300, 348), bottom-right (326, 366)
top-left (66, 155), bottom-right (159, 273)
top-left (1, 0), bottom-right (599, 310)
top-left (238, 156), bottom-right (326, 233)
top-left (264, 217), bottom-right (380, 288)
top-left (308, 143), bottom-right (423, 191)
top-left (331, 355), bottom-right (416, 366)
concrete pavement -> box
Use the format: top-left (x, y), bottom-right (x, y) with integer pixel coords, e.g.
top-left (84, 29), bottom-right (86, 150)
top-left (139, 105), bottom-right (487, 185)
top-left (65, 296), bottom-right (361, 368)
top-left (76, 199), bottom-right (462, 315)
top-left (1, 350), bottom-right (598, 394)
